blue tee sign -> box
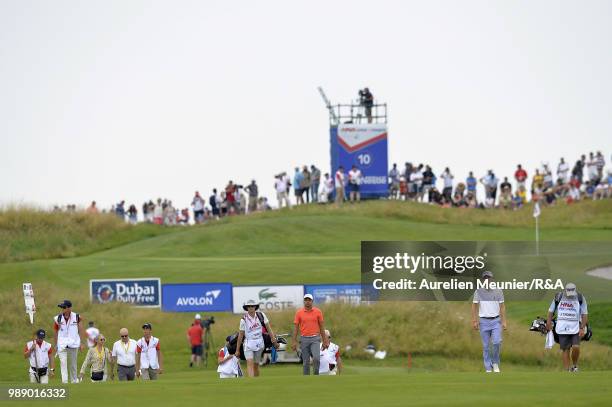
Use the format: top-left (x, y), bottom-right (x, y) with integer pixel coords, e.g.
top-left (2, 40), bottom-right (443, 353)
top-left (330, 124), bottom-right (388, 199)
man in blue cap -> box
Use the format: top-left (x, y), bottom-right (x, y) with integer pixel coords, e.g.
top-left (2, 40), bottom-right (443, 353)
top-left (53, 299), bottom-right (85, 383)
top-left (24, 329), bottom-right (55, 384)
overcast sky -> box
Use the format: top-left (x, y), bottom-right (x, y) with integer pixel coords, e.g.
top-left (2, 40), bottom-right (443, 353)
top-left (1, 0), bottom-right (611, 211)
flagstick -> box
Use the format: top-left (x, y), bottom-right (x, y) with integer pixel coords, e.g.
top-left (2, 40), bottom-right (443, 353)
top-left (31, 334), bottom-right (40, 384)
top-left (533, 202), bottom-right (541, 256)
top-left (535, 215), bottom-right (539, 256)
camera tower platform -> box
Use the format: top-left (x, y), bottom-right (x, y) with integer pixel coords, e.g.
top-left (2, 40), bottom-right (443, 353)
top-left (318, 87), bottom-right (389, 199)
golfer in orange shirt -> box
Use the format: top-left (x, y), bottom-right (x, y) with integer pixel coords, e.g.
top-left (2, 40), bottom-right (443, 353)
top-left (292, 294), bottom-right (329, 375)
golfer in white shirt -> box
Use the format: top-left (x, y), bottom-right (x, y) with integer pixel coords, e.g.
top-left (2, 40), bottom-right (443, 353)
top-left (472, 271), bottom-right (507, 373)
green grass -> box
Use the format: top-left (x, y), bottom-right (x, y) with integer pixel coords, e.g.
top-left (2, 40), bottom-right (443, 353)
top-left (1, 201), bottom-right (611, 405)
top-left (0, 207), bottom-right (175, 263)
top-left (4, 370), bottom-right (612, 407)
top-left (2, 199), bottom-right (611, 263)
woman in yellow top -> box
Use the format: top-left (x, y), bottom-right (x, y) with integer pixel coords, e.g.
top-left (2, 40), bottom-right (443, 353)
top-left (79, 334), bottom-right (113, 382)
top-left (532, 169), bottom-right (544, 191)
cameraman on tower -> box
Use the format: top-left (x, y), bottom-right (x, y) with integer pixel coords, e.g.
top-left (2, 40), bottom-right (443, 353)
top-left (358, 87), bottom-right (374, 123)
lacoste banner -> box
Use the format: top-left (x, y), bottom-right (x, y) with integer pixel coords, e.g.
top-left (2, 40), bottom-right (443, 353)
top-left (162, 283), bottom-right (233, 312)
top-left (90, 278), bottom-right (161, 307)
top-left (232, 285), bottom-right (304, 313)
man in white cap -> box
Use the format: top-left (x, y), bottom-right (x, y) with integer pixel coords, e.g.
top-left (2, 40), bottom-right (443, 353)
top-left (187, 314), bottom-right (204, 367)
top-left (471, 271), bottom-right (507, 373)
top-left (292, 294), bottom-right (329, 375)
top-left (235, 299), bottom-right (279, 377)
top-left (546, 282), bottom-right (588, 372)
top-left (319, 329), bottom-right (342, 375)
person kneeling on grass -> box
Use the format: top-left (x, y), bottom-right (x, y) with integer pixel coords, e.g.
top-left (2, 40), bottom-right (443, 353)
top-left (319, 330), bottom-right (342, 375)
top-left (217, 336), bottom-right (242, 378)
top-left (546, 283), bottom-right (588, 372)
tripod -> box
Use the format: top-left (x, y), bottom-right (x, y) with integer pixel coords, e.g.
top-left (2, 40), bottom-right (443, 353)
top-left (202, 326), bottom-right (215, 368)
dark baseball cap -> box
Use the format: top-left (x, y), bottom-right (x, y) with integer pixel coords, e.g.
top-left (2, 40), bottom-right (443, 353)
top-left (36, 329), bottom-right (46, 339)
top-left (142, 323), bottom-right (152, 329)
top-left (57, 300), bottom-right (72, 308)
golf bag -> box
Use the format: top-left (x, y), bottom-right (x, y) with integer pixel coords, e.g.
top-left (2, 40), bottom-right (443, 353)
top-left (226, 332), bottom-right (245, 361)
top-left (530, 292), bottom-right (592, 343)
top-left (552, 291), bottom-right (592, 343)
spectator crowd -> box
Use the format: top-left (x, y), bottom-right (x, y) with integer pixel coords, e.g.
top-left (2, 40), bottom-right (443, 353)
top-left (52, 150), bottom-right (610, 224)
top-left (386, 151), bottom-right (610, 209)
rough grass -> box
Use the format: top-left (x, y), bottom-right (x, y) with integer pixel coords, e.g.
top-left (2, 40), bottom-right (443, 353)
top-left (0, 206), bottom-right (174, 263)
top-left (2, 282), bottom-right (611, 383)
top-left (1, 200), bottom-right (610, 263)
top-left (248, 199), bottom-right (612, 229)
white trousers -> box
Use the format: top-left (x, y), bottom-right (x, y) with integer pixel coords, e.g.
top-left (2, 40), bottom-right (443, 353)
top-left (29, 369), bottom-right (49, 384)
top-left (58, 347), bottom-right (79, 383)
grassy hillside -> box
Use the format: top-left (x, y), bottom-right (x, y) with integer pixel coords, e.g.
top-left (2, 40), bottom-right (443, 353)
top-left (2, 199), bottom-right (611, 263)
top-left (0, 207), bottom-right (175, 263)
top-left (1, 200), bottom-right (611, 385)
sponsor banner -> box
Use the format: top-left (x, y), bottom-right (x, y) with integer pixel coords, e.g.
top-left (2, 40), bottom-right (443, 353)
top-left (232, 285), bottom-right (304, 313)
top-left (330, 124), bottom-right (388, 199)
top-left (162, 283), bottom-right (233, 312)
top-left (90, 278), bottom-right (161, 307)
top-left (337, 124), bottom-right (388, 153)
top-left (304, 284), bottom-right (362, 305)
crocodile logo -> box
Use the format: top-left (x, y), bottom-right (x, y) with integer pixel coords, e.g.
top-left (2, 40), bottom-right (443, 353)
top-left (258, 288), bottom-right (277, 300)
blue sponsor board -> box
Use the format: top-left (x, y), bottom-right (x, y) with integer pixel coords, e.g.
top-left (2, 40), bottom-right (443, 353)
top-left (330, 124), bottom-right (388, 199)
top-left (162, 283), bottom-right (233, 312)
top-left (90, 279), bottom-right (161, 308)
top-left (304, 284), bottom-right (364, 305)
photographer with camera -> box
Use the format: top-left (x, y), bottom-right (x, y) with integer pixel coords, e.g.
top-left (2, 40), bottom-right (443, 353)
top-left (187, 314), bottom-right (204, 367)
top-left (358, 87), bottom-right (374, 123)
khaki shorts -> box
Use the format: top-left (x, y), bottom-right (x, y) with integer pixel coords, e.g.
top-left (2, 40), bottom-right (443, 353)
top-left (244, 348), bottom-right (263, 363)
top-left (141, 367), bottom-right (158, 380)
